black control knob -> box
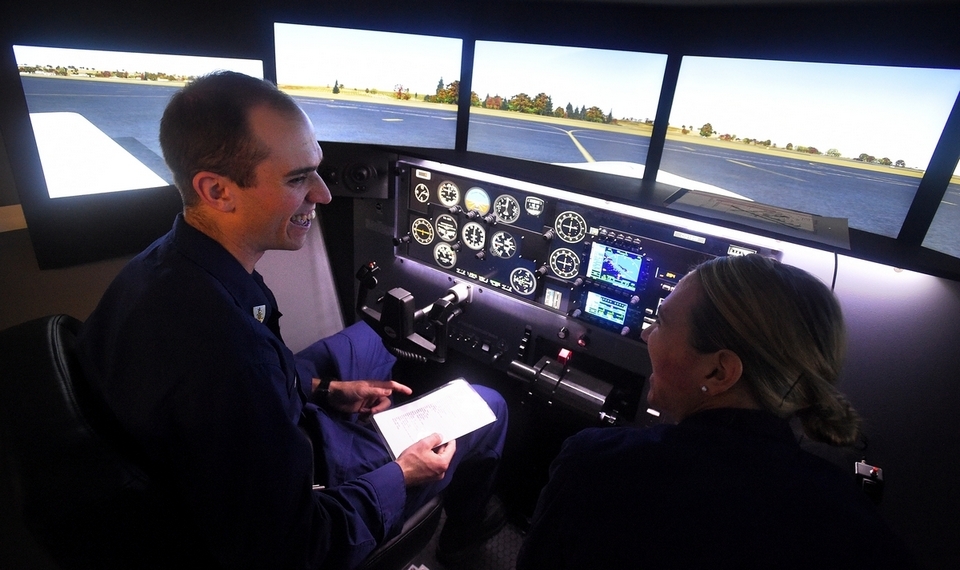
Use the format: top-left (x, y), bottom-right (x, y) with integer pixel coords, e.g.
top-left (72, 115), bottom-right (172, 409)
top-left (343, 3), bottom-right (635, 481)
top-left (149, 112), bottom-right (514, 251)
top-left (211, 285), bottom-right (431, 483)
top-left (450, 242), bottom-right (462, 252)
top-left (558, 326), bottom-right (569, 339)
top-left (393, 234), bottom-right (411, 246)
top-left (542, 229), bottom-right (555, 241)
top-left (577, 334), bottom-right (590, 348)
top-left (475, 250), bottom-right (486, 260)
top-left (482, 213), bottom-right (497, 225)
top-left (536, 265), bottom-right (549, 277)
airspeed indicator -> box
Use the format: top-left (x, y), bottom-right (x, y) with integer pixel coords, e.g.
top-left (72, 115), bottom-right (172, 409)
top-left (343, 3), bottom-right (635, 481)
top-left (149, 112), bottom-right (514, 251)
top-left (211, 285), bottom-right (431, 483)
top-left (437, 180), bottom-right (460, 207)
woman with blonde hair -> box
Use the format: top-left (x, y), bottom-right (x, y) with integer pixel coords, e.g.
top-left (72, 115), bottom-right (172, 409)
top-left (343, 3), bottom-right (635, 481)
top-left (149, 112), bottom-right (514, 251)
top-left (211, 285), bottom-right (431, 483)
top-left (518, 254), bottom-right (913, 569)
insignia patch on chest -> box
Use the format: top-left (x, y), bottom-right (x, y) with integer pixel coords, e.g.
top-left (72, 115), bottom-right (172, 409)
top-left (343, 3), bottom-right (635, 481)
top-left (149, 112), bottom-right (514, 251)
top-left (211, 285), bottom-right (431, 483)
top-left (253, 305), bottom-right (266, 323)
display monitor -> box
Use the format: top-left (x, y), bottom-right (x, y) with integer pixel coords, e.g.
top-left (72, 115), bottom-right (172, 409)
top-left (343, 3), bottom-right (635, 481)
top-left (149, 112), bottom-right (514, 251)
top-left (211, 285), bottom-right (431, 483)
top-left (13, 45), bottom-right (263, 198)
top-left (5, 44), bottom-right (262, 267)
top-left (583, 291), bottom-right (628, 326)
top-left (274, 23), bottom-right (463, 149)
top-left (586, 242), bottom-right (643, 292)
top-left (467, 40), bottom-right (667, 174)
top-left (662, 56), bottom-right (960, 256)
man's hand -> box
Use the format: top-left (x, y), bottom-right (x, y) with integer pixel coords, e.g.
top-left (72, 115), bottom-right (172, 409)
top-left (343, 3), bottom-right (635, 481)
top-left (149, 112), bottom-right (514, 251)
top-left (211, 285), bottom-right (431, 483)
top-left (325, 380), bottom-right (413, 415)
top-left (396, 433), bottom-right (456, 486)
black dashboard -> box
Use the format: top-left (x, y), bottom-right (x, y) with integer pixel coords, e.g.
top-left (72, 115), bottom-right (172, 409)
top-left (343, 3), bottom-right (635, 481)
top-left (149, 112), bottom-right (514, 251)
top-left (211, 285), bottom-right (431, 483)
top-left (327, 147), bottom-right (782, 427)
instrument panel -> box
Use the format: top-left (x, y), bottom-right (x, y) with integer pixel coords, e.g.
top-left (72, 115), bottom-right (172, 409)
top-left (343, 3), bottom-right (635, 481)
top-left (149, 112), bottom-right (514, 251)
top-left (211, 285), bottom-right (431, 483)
top-left (395, 159), bottom-right (782, 344)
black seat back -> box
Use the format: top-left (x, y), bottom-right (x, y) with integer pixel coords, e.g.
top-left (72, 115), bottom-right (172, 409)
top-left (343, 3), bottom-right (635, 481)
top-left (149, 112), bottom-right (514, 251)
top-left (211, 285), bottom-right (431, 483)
top-left (0, 315), bottom-right (172, 569)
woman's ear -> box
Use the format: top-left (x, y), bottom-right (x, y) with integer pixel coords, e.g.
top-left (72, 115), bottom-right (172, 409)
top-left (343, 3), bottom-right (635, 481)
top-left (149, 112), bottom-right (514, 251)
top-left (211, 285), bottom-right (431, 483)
top-left (705, 349), bottom-right (744, 393)
top-left (192, 171), bottom-right (236, 212)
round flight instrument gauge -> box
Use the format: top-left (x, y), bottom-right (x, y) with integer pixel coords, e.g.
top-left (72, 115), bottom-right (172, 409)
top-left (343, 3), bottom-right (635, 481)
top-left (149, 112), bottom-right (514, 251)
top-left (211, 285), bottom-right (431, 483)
top-left (410, 217), bottom-right (435, 245)
top-left (549, 247), bottom-right (581, 279)
top-left (433, 242), bottom-right (457, 268)
top-left (554, 210), bottom-right (588, 243)
top-left (462, 221), bottom-right (486, 250)
top-left (435, 214), bottom-right (459, 242)
top-left (493, 194), bottom-right (521, 224)
top-left (464, 187), bottom-right (491, 215)
top-left (437, 180), bottom-right (460, 207)
top-left (509, 267), bottom-right (537, 296)
top-left (413, 183), bottom-right (430, 203)
top-left (489, 231), bottom-right (517, 259)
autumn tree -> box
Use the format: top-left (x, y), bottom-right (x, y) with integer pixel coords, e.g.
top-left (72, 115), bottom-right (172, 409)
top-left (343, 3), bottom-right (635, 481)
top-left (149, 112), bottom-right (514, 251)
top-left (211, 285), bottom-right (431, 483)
top-left (532, 93), bottom-right (552, 115)
top-left (699, 123), bottom-right (714, 137)
top-left (584, 106), bottom-right (605, 122)
top-left (508, 93), bottom-right (535, 113)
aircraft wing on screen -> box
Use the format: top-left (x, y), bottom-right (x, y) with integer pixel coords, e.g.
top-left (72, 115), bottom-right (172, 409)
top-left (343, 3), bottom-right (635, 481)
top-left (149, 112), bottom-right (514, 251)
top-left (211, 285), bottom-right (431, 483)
top-left (29, 112), bottom-right (168, 199)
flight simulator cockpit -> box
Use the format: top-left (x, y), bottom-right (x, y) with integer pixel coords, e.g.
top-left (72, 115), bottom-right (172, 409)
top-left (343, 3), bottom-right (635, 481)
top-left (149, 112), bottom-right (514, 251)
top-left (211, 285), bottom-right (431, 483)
top-left (4, 5), bottom-right (960, 566)
top-left (342, 150), bottom-right (781, 429)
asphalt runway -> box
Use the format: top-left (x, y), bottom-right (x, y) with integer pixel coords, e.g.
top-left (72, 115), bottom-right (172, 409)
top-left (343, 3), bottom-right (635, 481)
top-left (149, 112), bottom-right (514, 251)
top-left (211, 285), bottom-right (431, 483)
top-left (20, 76), bottom-right (960, 257)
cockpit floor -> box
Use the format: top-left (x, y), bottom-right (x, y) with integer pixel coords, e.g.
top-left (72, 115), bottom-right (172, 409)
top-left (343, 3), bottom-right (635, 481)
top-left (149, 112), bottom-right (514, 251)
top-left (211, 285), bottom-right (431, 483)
top-left (408, 506), bottom-right (524, 570)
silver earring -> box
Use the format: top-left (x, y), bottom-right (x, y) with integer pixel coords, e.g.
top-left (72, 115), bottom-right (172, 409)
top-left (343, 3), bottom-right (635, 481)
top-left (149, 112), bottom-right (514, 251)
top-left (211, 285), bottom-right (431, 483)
top-left (700, 386), bottom-right (708, 393)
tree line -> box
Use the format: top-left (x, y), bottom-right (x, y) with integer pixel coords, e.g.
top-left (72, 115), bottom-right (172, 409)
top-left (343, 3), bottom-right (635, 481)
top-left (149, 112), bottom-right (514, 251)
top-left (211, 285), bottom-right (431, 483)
top-left (19, 64), bottom-right (190, 82)
top-left (419, 78), bottom-right (616, 124)
top-left (691, 122), bottom-right (908, 168)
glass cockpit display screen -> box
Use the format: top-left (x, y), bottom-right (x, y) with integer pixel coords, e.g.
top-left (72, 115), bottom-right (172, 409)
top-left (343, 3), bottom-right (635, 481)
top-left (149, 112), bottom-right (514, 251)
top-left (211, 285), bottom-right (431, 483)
top-left (584, 291), bottom-right (628, 325)
top-left (586, 242), bottom-right (644, 292)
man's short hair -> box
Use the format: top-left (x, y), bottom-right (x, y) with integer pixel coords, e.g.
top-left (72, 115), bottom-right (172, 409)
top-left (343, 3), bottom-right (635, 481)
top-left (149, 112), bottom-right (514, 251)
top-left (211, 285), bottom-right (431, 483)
top-left (159, 71), bottom-right (305, 207)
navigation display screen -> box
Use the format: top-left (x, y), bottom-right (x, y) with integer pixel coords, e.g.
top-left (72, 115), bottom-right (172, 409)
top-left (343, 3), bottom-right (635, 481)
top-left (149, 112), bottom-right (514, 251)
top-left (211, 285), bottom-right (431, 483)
top-left (584, 291), bottom-right (628, 325)
top-left (587, 242), bottom-right (643, 292)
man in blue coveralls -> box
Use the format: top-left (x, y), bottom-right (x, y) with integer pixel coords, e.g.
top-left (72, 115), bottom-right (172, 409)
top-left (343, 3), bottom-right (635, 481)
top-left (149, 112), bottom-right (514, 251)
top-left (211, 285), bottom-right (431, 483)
top-left (77, 71), bottom-right (507, 570)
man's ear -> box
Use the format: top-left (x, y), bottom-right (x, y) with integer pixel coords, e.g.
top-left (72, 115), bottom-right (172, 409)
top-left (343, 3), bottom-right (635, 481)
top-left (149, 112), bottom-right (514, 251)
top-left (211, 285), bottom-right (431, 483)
top-left (704, 349), bottom-right (744, 393)
top-left (192, 171), bottom-right (236, 212)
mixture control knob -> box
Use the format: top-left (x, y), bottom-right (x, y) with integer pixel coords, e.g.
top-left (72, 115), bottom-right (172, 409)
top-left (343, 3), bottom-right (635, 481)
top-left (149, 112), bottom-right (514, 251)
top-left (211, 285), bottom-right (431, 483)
top-left (577, 334), bottom-right (590, 348)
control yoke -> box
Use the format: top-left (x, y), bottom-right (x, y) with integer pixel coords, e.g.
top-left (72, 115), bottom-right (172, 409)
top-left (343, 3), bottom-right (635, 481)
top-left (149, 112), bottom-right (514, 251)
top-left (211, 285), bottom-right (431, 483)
top-left (355, 262), bottom-right (472, 363)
